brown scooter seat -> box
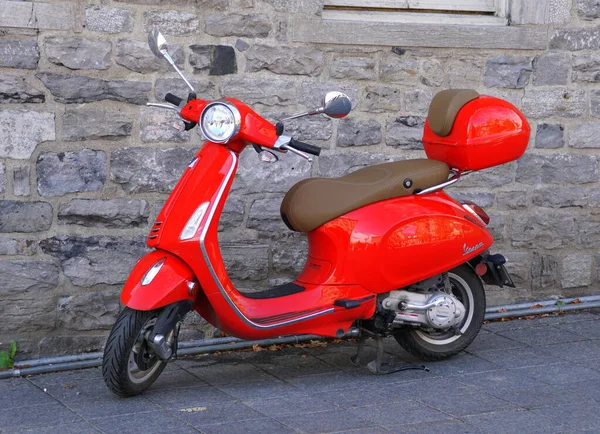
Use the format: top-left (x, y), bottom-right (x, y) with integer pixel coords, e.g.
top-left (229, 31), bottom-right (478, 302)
top-left (428, 89), bottom-right (479, 137)
top-left (281, 159), bottom-right (450, 233)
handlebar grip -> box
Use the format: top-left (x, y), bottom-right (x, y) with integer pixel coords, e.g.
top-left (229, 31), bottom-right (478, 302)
top-left (165, 93), bottom-right (183, 106)
top-left (290, 139), bottom-right (321, 156)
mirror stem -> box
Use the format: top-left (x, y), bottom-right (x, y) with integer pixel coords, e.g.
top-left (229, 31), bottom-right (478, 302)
top-left (280, 108), bottom-right (323, 122)
top-left (161, 49), bottom-right (195, 93)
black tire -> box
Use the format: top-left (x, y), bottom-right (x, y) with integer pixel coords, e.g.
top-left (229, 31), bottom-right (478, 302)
top-left (393, 264), bottom-right (485, 361)
top-left (102, 307), bottom-right (167, 397)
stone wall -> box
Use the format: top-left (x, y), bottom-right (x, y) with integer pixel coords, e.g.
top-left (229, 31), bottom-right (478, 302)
top-left (0, 0), bottom-right (599, 357)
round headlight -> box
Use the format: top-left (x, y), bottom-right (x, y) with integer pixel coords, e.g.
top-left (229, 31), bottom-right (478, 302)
top-left (200, 101), bottom-right (241, 143)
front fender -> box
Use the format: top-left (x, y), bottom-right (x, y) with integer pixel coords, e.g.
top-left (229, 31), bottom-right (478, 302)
top-left (121, 250), bottom-right (196, 310)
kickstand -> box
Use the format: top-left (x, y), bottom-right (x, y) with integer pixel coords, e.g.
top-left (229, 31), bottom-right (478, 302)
top-left (350, 335), bottom-right (366, 366)
top-left (366, 336), bottom-right (430, 375)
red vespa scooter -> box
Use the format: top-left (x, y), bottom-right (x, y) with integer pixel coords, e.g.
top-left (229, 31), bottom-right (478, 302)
top-left (102, 30), bottom-right (529, 397)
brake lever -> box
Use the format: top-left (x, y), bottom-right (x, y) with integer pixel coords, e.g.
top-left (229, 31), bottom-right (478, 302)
top-left (280, 144), bottom-right (313, 163)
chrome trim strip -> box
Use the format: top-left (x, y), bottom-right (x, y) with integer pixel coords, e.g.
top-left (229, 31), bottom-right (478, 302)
top-left (199, 149), bottom-right (333, 329)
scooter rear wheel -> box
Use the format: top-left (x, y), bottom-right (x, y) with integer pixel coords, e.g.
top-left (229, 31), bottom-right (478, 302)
top-left (393, 264), bottom-right (485, 361)
top-left (102, 307), bottom-right (167, 397)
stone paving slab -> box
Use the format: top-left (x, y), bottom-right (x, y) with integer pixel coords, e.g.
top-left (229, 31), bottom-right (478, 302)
top-left (2, 309), bottom-right (600, 434)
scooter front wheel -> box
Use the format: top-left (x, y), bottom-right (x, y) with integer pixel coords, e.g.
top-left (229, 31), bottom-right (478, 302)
top-left (102, 307), bottom-right (167, 397)
top-left (393, 264), bottom-right (485, 361)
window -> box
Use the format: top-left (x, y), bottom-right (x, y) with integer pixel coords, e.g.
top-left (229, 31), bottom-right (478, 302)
top-left (290, 0), bottom-right (555, 50)
top-left (323, 0), bottom-right (508, 26)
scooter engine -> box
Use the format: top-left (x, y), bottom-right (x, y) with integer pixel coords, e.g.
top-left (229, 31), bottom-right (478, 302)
top-left (381, 286), bottom-right (466, 330)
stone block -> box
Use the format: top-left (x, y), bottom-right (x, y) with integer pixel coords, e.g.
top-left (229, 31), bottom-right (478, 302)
top-left (190, 45), bottom-right (237, 76)
top-left (459, 163), bottom-right (515, 188)
top-left (110, 147), bottom-right (195, 193)
top-left (245, 45), bottom-right (323, 76)
top-left (571, 53), bottom-right (600, 83)
top-left (531, 253), bottom-right (559, 290)
top-left (0, 1), bottom-right (74, 30)
top-left (263, 0), bottom-right (321, 13)
top-left (503, 252), bottom-right (531, 287)
top-left (522, 89), bottom-right (587, 118)
top-left (237, 147), bottom-right (311, 193)
top-left (497, 191), bottom-right (528, 210)
top-left (572, 53), bottom-right (600, 83)
top-left (561, 253), bottom-right (592, 289)
top-left (117, 39), bottom-right (184, 73)
top-left (338, 119), bottom-right (382, 147)
top-left (0, 239), bottom-right (36, 256)
top-left (0, 75), bottom-right (44, 103)
top-left (155, 78), bottom-right (217, 102)
top-left (0, 110), bottom-right (55, 159)
top-left (219, 196), bottom-right (245, 231)
top-left (405, 90), bottom-right (433, 115)
top-left (58, 199), bottom-right (149, 228)
top-left (511, 212), bottom-right (576, 249)
top-left (0, 39), bottom-right (39, 69)
top-left (45, 37), bottom-right (112, 70)
top-left (298, 82), bottom-right (358, 109)
top-left (318, 153), bottom-right (391, 178)
top-left (516, 153), bottom-right (599, 185)
top-left (448, 191), bottom-right (495, 208)
top-left (385, 116), bottom-right (425, 149)
top-left (222, 245), bottom-right (269, 281)
top-left (420, 59), bottom-right (444, 87)
top-left (57, 292), bottom-right (120, 331)
top-left (532, 187), bottom-right (600, 209)
top-left (533, 53), bottom-right (570, 86)
top-left (247, 197), bottom-right (289, 234)
top-left (37, 150), bottom-right (106, 197)
top-left (535, 124), bottom-right (564, 149)
top-left (0, 201), bottom-right (52, 233)
top-left (0, 162), bottom-right (4, 195)
top-left (330, 55), bottom-right (376, 81)
top-left (577, 216), bottom-right (600, 248)
top-left (139, 107), bottom-right (190, 143)
top-left (592, 90), bottom-right (600, 118)
top-left (63, 107), bottom-right (132, 141)
top-left (270, 113), bottom-right (332, 141)
top-left (37, 73), bottom-right (151, 105)
top-left (144, 10), bottom-right (199, 36)
top-left (40, 235), bottom-right (147, 287)
top-left (550, 26), bottom-right (600, 50)
top-left (235, 39), bottom-right (250, 52)
top-left (484, 56), bottom-right (532, 89)
top-left (362, 87), bottom-right (403, 114)
top-left (85, 6), bottom-right (133, 34)
top-left (221, 77), bottom-right (296, 106)
top-left (578, 0), bottom-right (600, 20)
top-left (446, 57), bottom-right (483, 88)
top-left (205, 13), bottom-right (272, 37)
top-left (569, 122), bottom-right (600, 148)
top-left (380, 55), bottom-right (420, 85)
top-left (0, 260), bottom-right (59, 333)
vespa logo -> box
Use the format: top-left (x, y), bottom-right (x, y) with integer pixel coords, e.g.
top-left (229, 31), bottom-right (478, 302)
top-left (463, 242), bottom-right (484, 256)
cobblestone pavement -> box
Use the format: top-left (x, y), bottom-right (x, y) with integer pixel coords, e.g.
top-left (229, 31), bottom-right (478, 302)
top-left (2, 310), bottom-right (600, 434)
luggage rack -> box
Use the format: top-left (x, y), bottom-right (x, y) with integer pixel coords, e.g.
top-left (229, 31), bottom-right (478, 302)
top-left (415, 169), bottom-right (471, 195)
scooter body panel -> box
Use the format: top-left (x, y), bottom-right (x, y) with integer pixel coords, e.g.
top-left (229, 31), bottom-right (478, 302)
top-left (121, 250), bottom-right (196, 310)
top-left (298, 192), bottom-right (493, 293)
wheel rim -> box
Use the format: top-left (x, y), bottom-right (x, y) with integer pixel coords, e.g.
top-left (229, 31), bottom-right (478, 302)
top-left (414, 273), bottom-right (475, 345)
top-left (126, 317), bottom-right (164, 385)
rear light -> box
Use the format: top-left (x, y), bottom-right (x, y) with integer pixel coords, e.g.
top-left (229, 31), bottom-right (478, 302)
top-left (461, 201), bottom-right (490, 225)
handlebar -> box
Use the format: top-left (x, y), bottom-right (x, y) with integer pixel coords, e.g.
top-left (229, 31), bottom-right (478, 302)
top-left (289, 138), bottom-right (321, 156)
top-left (165, 93), bottom-right (184, 106)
